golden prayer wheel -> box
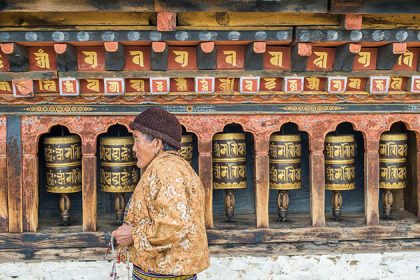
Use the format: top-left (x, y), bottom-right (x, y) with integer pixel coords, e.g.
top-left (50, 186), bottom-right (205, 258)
top-left (269, 134), bottom-right (302, 222)
top-left (379, 133), bottom-right (408, 218)
top-left (213, 133), bottom-right (247, 221)
top-left (44, 135), bottom-right (82, 225)
top-left (179, 134), bottom-right (193, 165)
top-left (325, 135), bottom-right (355, 219)
top-left (100, 137), bottom-right (140, 225)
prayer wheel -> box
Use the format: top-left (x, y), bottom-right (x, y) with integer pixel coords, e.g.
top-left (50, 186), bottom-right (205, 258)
top-left (179, 134), bottom-right (193, 165)
top-left (379, 133), bottom-right (408, 218)
top-left (269, 134), bottom-right (302, 222)
top-left (213, 133), bottom-right (247, 221)
top-left (44, 135), bottom-right (82, 226)
top-left (100, 137), bottom-right (140, 225)
top-left (325, 135), bottom-right (355, 219)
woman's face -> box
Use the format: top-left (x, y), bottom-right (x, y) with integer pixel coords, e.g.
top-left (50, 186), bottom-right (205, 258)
top-left (132, 130), bottom-right (162, 169)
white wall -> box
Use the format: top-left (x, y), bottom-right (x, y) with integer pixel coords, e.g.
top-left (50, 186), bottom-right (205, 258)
top-left (1, 251), bottom-right (420, 280)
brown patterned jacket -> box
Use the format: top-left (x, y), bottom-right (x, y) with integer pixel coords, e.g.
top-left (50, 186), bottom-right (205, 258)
top-left (119, 151), bottom-right (210, 275)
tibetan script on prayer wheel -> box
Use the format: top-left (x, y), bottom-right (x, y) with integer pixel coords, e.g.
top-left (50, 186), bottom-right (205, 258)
top-left (212, 133), bottom-right (247, 190)
top-left (99, 137), bottom-right (139, 193)
top-left (44, 135), bottom-right (82, 193)
top-left (179, 135), bottom-right (193, 165)
top-left (379, 133), bottom-right (408, 189)
top-left (269, 134), bottom-right (302, 190)
top-left (325, 135), bottom-right (355, 191)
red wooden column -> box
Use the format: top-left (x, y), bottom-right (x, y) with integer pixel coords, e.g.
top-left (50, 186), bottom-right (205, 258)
top-left (254, 135), bottom-right (270, 228)
top-left (0, 116), bottom-right (7, 232)
top-left (198, 134), bottom-right (214, 228)
top-left (308, 137), bottom-right (326, 227)
top-left (22, 153), bottom-right (39, 232)
top-left (364, 134), bottom-right (380, 226)
top-left (81, 135), bottom-right (97, 232)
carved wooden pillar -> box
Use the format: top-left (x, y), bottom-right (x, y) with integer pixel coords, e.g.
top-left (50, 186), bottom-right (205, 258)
top-left (198, 136), bottom-right (213, 228)
top-left (81, 138), bottom-right (97, 232)
top-left (254, 136), bottom-right (270, 228)
top-left (0, 117), bottom-right (7, 232)
top-left (309, 138), bottom-right (325, 227)
top-left (364, 136), bottom-right (380, 225)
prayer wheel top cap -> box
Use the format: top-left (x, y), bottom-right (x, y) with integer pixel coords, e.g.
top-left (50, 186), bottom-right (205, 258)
top-left (181, 135), bottom-right (193, 142)
top-left (44, 135), bottom-right (80, 144)
top-left (380, 133), bottom-right (408, 141)
top-left (213, 132), bottom-right (245, 141)
top-left (100, 136), bottom-right (134, 145)
top-left (325, 135), bottom-right (355, 143)
top-left (270, 134), bottom-right (301, 141)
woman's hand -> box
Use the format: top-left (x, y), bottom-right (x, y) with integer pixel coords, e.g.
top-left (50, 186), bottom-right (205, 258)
top-left (112, 223), bottom-right (134, 246)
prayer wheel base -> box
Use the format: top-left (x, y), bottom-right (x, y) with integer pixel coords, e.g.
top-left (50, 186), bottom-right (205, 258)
top-left (332, 191), bottom-right (342, 220)
top-left (277, 191), bottom-right (289, 222)
top-left (115, 193), bottom-right (126, 226)
top-left (225, 190), bottom-right (235, 222)
top-left (382, 190), bottom-right (393, 219)
top-left (59, 193), bottom-right (72, 226)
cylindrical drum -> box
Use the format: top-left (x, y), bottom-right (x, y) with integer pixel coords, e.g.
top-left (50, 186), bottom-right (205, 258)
top-left (100, 137), bottom-right (139, 193)
top-left (44, 135), bottom-right (82, 193)
top-left (213, 133), bottom-right (247, 189)
top-left (325, 135), bottom-right (355, 190)
top-left (379, 133), bottom-right (408, 189)
top-left (269, 134), bottom-right (302, 190)
top-left (179, 135), bottom-right (193, 165)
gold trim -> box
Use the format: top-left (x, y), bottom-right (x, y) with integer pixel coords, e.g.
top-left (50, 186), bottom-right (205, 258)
top-left (44, 135), bottom-right (80, 145)
top-left (213, 158), bottom-right (246, 162)
top-left (379, 158), bottom-right (407, 163)
top-left (100, 137), bottom-right (134, 145)
top-left (269, 159), bottom-right (301, 164)
top-left (46, 185), bottom-right (82, 193)
top-left (325, 159), bottom-right (354, 164)
top-left (380, 133), bottom-right (408, 141)
top-left (325, 183), bottom-right (355, 191)
top-left (270, 134), bottom-right (301, 142)
top-left (270, 182), bottom-right (301, 190)
top-left (325, 135), bottom-right (355, 143)
top-left (46, 162), bottom-right (81, 167)
top-left (379, 182), bottom-right (406, 189)
top-left (181, 135), bottom-right (193, 142)
top-left (283, 105), bottom-right (344, 112)
top-left (213, 133), bottom-right (245, 141)
top-left (100, 162), bottom-right (137, 167)
top-left (24, 105), bottom-right (94, 113)
top-left (101, 185), bottom-right (136, 193)
top-left (213, 181), bottom-right (247, 189)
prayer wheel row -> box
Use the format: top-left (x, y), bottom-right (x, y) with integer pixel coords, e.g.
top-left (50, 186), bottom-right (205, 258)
top-left (42, 132), bottom-right (408, 225)
top-left (43, 134), bottom-right (194, 225)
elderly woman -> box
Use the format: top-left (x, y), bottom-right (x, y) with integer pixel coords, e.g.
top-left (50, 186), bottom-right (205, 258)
top-left (112, 107), bottom-right (209, 280)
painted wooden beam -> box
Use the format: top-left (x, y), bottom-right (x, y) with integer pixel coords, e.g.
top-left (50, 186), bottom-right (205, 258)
top-left (245, 42), bottom-right (265, 71)
top-left (343, 14), bottom-right (362, 30)
top-left (376, 43), bottom-right (407, 70)
top-left (157, 12), bottom-right (176, 31)
top-left (54, 44), bottom-right (77, 72)
top-left (0, 43), bottom-right (28, 72)
top-left (333, 43), bottom-right (361, 72)
top-left (291, 43), bottom-right (311, 72)
top-left (104, 42), bottom-right (125, 71)
top-left (330, 0), bottom-right (420, 14)
top-left (151, 42), bottom-right (168, 71)
top-left (0, 30), bottom-right (293, 43)
top-left (197, 42), bottom-right (216, 70)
